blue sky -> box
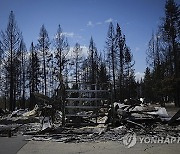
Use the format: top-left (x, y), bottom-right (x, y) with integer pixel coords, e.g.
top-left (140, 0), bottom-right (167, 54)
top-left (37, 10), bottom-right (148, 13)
top-left (0, 0), bottom-right (176, 79)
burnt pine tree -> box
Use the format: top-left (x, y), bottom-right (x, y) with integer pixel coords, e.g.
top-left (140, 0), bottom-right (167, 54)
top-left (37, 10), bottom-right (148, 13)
top-left (72, 43), bottom-right (83, 84)
top-left (0, 41), bottom-right (3, 65)
top-left (98, 54), bottom-right (109, 87)
top-left (115, 23), bottom-right (126, 101)
top-left (143, 67), bottom-right (153, 102)
top-left (153, 33), bottom-right (165, 103)
top-left (147, 0), bottom-right (180, 105)
top-left (0, 41), bottom-right (8, 110)
top-left (124, 47), bottom-right (135, 99)
top-left (105, 22), bottom-right (117, 99)
top-left (54, 25), bottom-right (69, 81)
top-left (47, 53), bottom-right (56, 97)
top-left (37, 25), bottom-right (50, 96)
top-left (146, 32), bottom-right (165, 103)
top-left (81, 58), bottom-right (89, 84)
top-left (1, 11), bottom-right (21, 111)
top-left (0, 42), bottom-right (3, 87)
top-left (146, 32), bottom-right (156, 68)
top-left (161, 0), bottom-right (180, 106)
top-left (17, 38), bottom-right (27, 109)
top-left (14, 47), bottom-right (22, 108)
top-left (28, 42), bottom-right (41, 109)
top-left (87, 37), bottom-right (99, 84)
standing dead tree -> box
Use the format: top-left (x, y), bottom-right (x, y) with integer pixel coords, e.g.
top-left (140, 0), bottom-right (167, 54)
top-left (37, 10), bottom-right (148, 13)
top-left (1, 11), bottom-right (21, 111)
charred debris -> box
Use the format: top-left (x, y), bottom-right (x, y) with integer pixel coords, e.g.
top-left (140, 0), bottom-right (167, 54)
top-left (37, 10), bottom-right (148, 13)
top-left (0, 83), bottom-right (180, 143)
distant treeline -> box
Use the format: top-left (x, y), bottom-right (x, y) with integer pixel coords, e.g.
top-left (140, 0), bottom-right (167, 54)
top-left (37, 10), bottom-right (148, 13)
top-left (0, 0), bottom-right (179, 111)
top-left (144, 0), bottom-right (180, 106)
top-left (0, 12), bottom-right (136, 111)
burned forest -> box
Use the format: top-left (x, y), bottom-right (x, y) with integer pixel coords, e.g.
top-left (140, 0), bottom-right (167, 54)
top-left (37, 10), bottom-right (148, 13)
top-left (0, 0), bottom-right (180, 153)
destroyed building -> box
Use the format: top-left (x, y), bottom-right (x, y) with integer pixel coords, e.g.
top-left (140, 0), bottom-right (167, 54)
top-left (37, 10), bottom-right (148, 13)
top-left (1, 81), bottom-right (180, 144)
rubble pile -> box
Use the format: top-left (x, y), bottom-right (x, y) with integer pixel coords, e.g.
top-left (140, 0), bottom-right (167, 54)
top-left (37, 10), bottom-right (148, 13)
top-left (0, 101), bottom-right (180, 143)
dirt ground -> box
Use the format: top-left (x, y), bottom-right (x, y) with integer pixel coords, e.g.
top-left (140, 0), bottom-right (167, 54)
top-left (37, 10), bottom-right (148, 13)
top-left (17, 140), bottom-right (180, 154)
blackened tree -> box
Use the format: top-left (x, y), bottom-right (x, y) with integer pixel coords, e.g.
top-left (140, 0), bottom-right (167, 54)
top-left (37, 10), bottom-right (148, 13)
top-left (37, 25), bottom-right (50, 96)
top-left (81, 58), bottom-right (89, 84)
top-left (87, 37), bottom-right (99, 85)
top-left (0, 41), bottom-right (3, 92)
top-left (72, 43), bottom-right (83, 84)
top-left (27, 42), bottom-right (41, 109)
top-left (17, 39), bottom-right (27, 108)
top-left (161, 0), bottom-right (180, 106)
top-left (124, 47), bottom-right (136, 99)
top-left (98, 54), bottom-right (109, 86)
top-left (146, 32), bottom-right (165, 102)
top-left (146, 0), bottom-right (180, 106)
top-left (0, 41), bottom-right (3, 65)
top-left (115, 23), bottom-right (126, 101)
top-left (54, 25), bottom-right (69, 81)
top-left (47, 53), bottom-right (56, 97)
top-left (1, 11), bottom-right (21, 111)
top-left (143, 67), bottom-right (153, 102)
top-left (105, 22), bottom-right (117, 99)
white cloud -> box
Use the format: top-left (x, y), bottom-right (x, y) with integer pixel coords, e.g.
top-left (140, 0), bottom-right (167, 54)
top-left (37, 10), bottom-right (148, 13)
top-left (105, 18), bottom-right (113, 23)
top-left (135, 47), bottom-right (140, 52)
top-left (87, 21), bottom-right (93, 27)
top-left (61, 32), bottom-right (82, 40)
top-left (87, 21), bottom-right (103, 27)
top-left (96, 22), bottom-right (102, 25)
top-left (135, 72), bottom-right (145, 81)
top-left (62, 32), bottom-right (75, 38)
